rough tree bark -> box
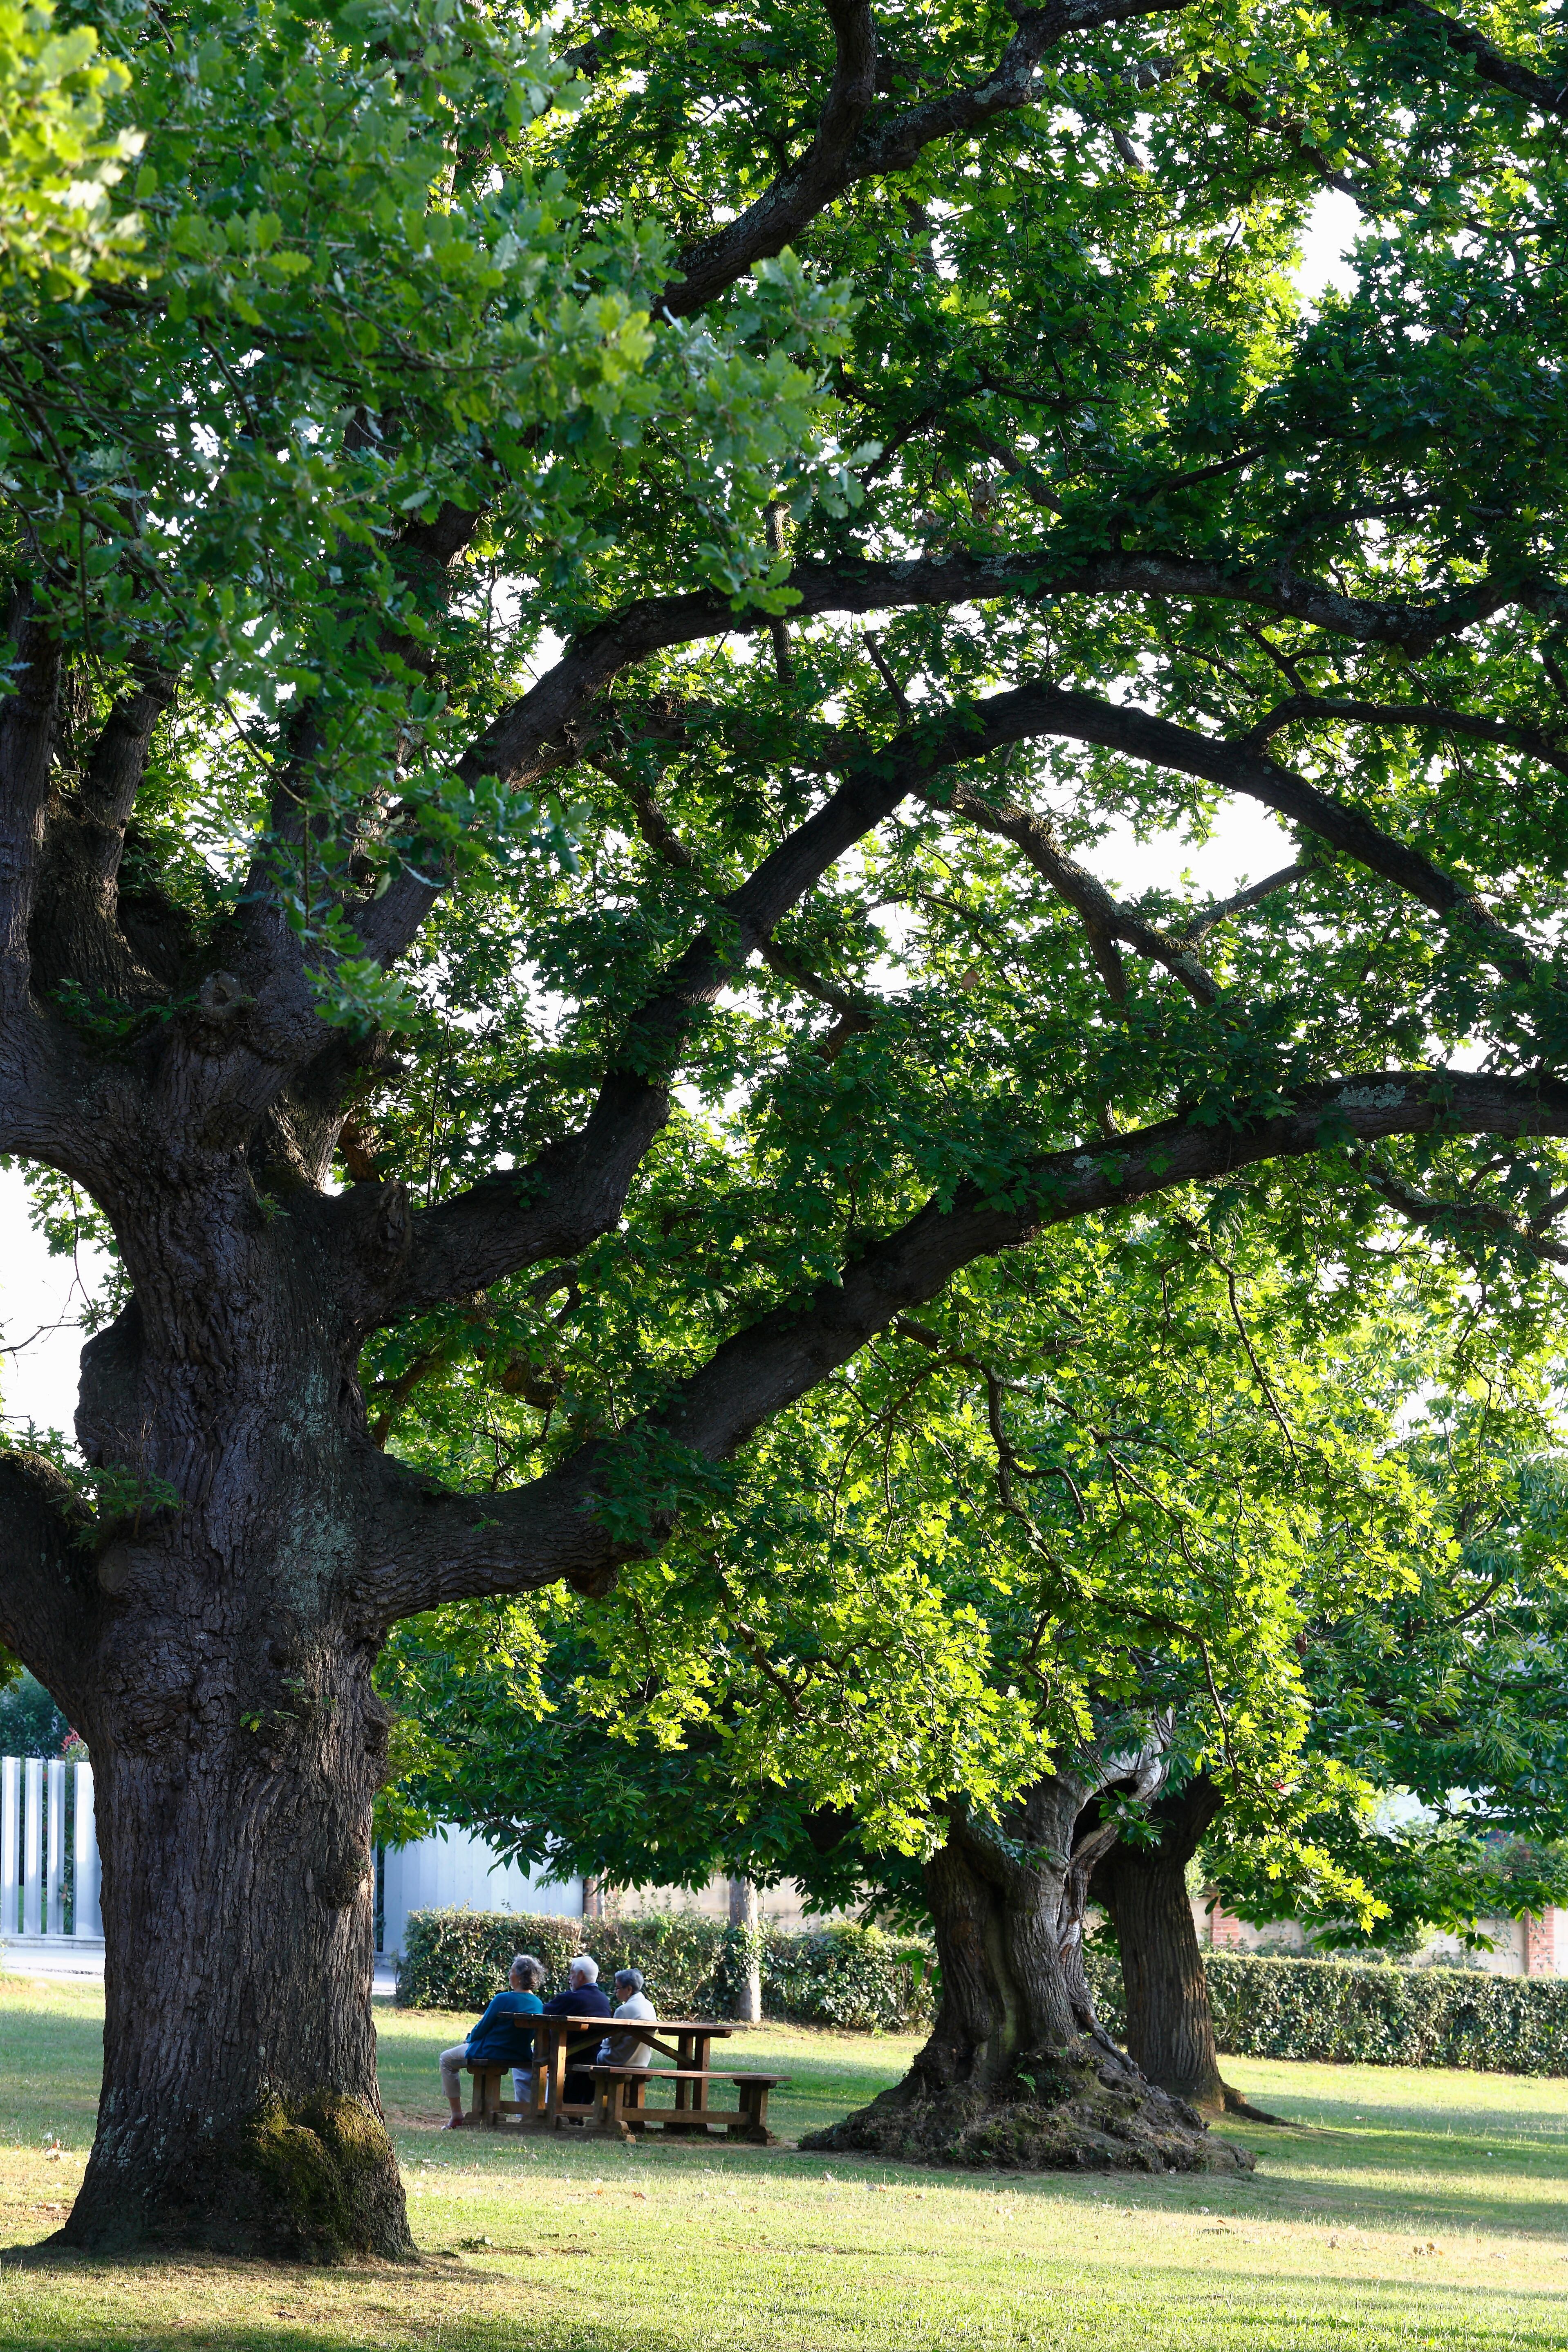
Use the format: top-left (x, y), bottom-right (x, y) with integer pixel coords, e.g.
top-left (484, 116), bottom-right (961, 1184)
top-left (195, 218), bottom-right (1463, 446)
top-left (0, 1176), bottom-right (418, 2256)
top-left (1091, 1775), bottom-right (1228, 2113)
top-left (805, 1753), bottom-right (1254, 2174)
top-left (1091, 1779), bottom-right (1286, 2123)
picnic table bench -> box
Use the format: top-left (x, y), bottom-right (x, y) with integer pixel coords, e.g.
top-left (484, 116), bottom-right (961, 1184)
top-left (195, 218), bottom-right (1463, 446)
top-left (461, 2014), bottom-right (787, 2143)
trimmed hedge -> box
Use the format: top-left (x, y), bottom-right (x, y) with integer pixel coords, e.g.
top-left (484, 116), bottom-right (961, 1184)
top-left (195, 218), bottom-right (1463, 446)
top-left (395, 1906), bottom-right (934, 2033)
top-left (400, 1913), bottom-right (1568, 2071)
top-left (1084, 1943), bottom-right (1568, 2076)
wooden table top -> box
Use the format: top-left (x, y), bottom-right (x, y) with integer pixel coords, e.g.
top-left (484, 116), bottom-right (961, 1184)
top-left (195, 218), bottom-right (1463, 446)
top-left (522, 2016), bottom-right (737, 2033)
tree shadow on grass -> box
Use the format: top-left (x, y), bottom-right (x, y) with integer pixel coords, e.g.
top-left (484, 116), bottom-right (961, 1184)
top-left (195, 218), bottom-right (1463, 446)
top-left (0, 2257), bottom-right (1565, 2352)
top-left (1207, 2113), bottom-right (1568, 2243)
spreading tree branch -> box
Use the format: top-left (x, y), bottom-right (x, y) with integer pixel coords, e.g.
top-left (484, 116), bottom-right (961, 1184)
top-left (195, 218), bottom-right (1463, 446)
top-left (662, 0), bottom-right (1196, 317)
top-left (924, 773), bottom-right (1222, 1005)
top-left (1355, 1154), bottom-right (1568, 1266)
top-left (362, 1067), bottom-right (1568, 1620)
top-left (1333, 0), bottom-right (1568, 122)
top-left (368, 657), bottom-right (1565, 1317)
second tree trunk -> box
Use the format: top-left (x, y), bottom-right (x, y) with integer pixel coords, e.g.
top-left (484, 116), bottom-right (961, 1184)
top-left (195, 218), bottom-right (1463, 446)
top-left (1090, 1776), bottom-right (1228, 2113)
top-left (804, 1774), bottom-right (1251, 2175)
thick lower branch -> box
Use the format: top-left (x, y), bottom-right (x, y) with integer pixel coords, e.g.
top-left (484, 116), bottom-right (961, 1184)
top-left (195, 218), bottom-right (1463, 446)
top-left (363, 1066), bottom-right (1568, 1619)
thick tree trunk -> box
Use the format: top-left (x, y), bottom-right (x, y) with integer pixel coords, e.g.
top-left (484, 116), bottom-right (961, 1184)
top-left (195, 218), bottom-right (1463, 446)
top-left (62, 1643), bottom-right (407, 2256)
top-left (3, 1174), bottom-right (419, 2260)
top-left (804, 1772), bottom-right (1252, 2175)
top-left (1089, 1776), bottom-right (1280, 2124)
top-left (1091, 1778), bottom-right (1228, 2112)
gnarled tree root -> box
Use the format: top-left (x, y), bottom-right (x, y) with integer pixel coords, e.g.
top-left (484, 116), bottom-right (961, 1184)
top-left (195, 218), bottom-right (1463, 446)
top-left (1221, 2083), bottom-right (1292, 2127)
top-left (802, 2039), bottom-right (1256, 2175)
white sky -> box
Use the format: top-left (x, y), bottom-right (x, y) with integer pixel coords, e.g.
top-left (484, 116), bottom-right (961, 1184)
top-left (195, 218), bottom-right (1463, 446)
top-left (0, 193), bottom-right (1360, 1450)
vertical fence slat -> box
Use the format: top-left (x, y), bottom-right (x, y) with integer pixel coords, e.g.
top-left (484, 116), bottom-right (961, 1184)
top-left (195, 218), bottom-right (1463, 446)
top-left (45, 1759), bottom-right (65, 1936)
top-left (0, 1757), bottom-right (17, 1938)
top-left (22, 1759), bottom-right (41, 1936)
top-left (73, 1763), bottom-right (100, 1940)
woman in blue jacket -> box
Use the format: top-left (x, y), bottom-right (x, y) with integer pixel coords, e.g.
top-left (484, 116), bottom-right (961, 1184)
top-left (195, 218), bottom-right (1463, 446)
top-left (439, 1953), bottom-right (544, 2127)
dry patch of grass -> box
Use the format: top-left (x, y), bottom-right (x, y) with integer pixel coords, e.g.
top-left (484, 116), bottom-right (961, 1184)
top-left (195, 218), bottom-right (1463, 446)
top-left (0, 1977), bottom-right (1565, 2348)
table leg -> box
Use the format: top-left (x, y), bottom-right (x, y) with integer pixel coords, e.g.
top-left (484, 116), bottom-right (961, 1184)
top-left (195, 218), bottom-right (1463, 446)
top-left (689, 2033), bottom-right (710, 2117)
top-left (728, 2082), bottom-right (774, 2145)
top-left (547, 2029), bottom-right (567, 2129)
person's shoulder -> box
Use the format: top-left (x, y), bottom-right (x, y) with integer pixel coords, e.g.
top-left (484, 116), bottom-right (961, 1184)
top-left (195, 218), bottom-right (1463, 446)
top-left (517, 1991), bottom-right (543, 2014)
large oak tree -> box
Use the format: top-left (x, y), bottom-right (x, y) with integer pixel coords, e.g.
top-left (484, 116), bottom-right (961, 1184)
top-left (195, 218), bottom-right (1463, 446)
top-left (1, 0), bottom-right (1566, 2259)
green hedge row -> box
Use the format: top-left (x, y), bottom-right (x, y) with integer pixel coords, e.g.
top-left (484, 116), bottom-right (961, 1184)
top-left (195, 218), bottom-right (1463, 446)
top-left (395, 1907), bottom-right (935, 2034)
top-left (400, 1911), bottom-right (1568, 2073)
top-left (1084, 1944), bottom-right (1568, 2076)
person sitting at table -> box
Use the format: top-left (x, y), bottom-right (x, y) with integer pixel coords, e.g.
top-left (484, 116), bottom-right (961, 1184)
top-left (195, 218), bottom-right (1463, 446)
top-left (439, 1952), bottom-right (544, 2130)
top-left (541, 1954), bottom-right (613, 2107)
top-left (597, 1967), bottom-right (656, 2071)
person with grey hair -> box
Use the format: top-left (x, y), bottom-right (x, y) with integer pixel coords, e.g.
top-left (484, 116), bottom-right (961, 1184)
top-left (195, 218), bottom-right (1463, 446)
top-left (439, 1952), bottom-right (544, 2129)
top-left (540, 1953), bottom-right (613, 2107)
top-left (597, 1967), bottom-right (656, 2072)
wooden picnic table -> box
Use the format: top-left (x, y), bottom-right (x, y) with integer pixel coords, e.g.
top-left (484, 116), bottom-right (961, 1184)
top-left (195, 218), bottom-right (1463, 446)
top-left (463, 2014), bottom-right (786, 2141)
top-left (517, 2014), bottom-right (735, 2131)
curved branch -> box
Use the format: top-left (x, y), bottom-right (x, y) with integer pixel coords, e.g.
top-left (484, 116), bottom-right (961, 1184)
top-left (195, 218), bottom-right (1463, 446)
top-left (663, 0), bottom-right (1197, 316)
top-left (1178, 863), bottom-right (1312, 940)
top-left (1243, 693), bottom-right (1568, 777)
top-left (362, 1066), bottom-right (1568, 1619)
top-left (1007, 683), bottom-right (1549, 989)
top-left (927, 774), bottom-right (1222, 1004)
top-left (0, 1449), bottom-right (92, 1700)
top-left (376, 687), bottom-right (1067, 1317)
top-left (349, 548), bottom-right (1536, 979)
top-left (375, 654), bottom-right (1564, 1317)
top-left (1355, 1154), bottom-right (1568, 1266)
top-left (664, 1), bottom-right (878, 317)
top-left (1333, 0), bottom-right (1568, 122)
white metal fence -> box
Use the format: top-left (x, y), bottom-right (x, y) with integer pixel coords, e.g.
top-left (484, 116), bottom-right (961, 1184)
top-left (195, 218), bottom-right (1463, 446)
top-left (0, 1756), bottom-right (101, 1943)
top-left (1, 1758), bottom-right (583, 1958)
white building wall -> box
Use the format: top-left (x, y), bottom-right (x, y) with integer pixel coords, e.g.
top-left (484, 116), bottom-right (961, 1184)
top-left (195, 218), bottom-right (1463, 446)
top-left (379, 1829), bottom-right (582, 1959)
top-left (1196, 1895), bottom-right (1564, 1976)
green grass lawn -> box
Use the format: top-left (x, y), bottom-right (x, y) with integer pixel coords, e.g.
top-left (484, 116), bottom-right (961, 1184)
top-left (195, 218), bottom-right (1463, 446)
top-left (1, 1973), bottom-right (1566, 2349)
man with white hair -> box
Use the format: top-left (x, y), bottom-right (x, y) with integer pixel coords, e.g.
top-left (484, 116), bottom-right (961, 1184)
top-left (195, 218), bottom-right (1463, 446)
top-left (540, 1954), bottom-right (612, 2108)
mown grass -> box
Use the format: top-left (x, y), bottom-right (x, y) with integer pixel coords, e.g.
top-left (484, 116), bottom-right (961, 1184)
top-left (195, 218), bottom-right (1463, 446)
top-left (0, 1973), bottom-right (1566, 2349)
